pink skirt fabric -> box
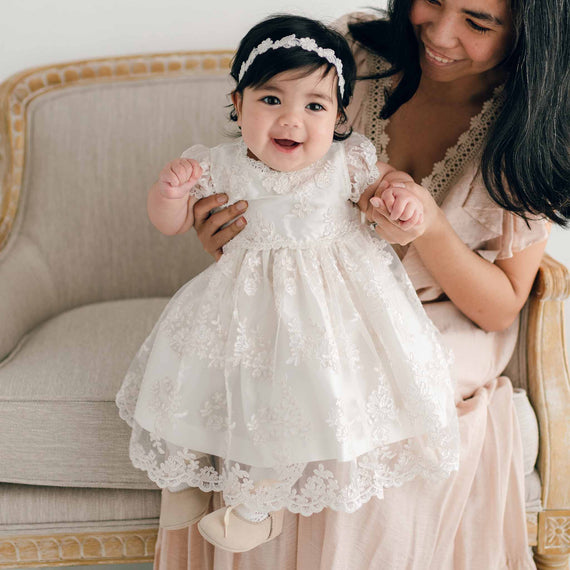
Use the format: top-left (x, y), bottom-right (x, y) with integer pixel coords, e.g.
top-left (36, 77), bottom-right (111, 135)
top-left (153, 302), bottom-right (536, 570)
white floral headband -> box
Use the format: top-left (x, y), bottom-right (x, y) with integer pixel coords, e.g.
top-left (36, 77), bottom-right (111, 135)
top-left (238, 34), bottom-right (346, 97)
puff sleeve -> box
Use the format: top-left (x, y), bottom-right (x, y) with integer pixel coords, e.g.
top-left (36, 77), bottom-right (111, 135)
top-left (461, 174), bottom-right (549, 262)
top-left (342, 132), bottom-right (380, 202)
top-left (180, 144), bottom-right (216, 199)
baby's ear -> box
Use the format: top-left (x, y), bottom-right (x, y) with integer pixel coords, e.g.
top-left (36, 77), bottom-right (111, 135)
top-left (231, 91), bottom-right (243, 126)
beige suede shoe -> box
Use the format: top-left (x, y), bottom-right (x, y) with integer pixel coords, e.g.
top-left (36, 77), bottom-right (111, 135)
top-left (159, 487), bottom-right (212, 530)
top-left (197, 506), bottom-right (284, 552)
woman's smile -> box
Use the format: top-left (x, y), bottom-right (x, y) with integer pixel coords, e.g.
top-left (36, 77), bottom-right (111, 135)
top-left (410, 0), bottom-right (514, 85)
top-left (423, 43), bottom-right (459, 65)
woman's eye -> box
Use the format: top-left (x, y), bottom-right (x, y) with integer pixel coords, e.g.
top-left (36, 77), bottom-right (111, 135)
top-left (307, 103), bottom-right (325, 111)
top-left (424, 0), bottom-right (441, 5)
top-left (467, 19), bottom-right (491, 33)
top-left (261, 96), bottom-right (280, 105)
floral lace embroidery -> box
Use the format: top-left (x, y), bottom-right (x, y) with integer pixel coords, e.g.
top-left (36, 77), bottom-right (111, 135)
top-left (238, 139), bottom-right (331, 196)
top-left (200, 391), bottom-right (236, 432)
top-left (344, 135), bottom-right (381, 201)
top-left (126, 420), bottom-right (459, 515)
top-left (366, 369), bottom-right (399, 445)
top-left (116, 132), bottom-right (460, 516)
top-left (326, 399), bottom-right (360, 443)
top-left (286, 316), bottom-right (361, 372)
top-left (228, 317), bottom-right (274, 378)
top-left (326, 369), bottom-right (401, 446)
top-left (365, 53), bottom-right (504, 205)
top-left (150, 375), bottom-right (187, 437)
top-left (246, 381), bottom-right (312, 448)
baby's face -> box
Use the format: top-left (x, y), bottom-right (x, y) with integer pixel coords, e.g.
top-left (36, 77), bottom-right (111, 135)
top-left (232, 68), bottom-right (339, 172)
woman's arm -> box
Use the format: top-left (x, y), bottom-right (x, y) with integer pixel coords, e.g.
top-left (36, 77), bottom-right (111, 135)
top-left (362, 182), bottom-right (549, 332)
top-left (414, 207), bottom-right (548, 332)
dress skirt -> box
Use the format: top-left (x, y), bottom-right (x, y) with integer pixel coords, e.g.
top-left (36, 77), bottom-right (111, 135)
top-left (153, 301), bottom-right (536, 570)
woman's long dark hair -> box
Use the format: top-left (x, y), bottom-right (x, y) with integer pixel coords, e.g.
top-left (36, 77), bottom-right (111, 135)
top-left (349, 0), bottom-right (570, 225)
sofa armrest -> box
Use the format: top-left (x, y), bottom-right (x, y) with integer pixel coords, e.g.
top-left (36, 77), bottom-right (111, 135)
top-left (526, 253), bottom-right (570, 510)
top-left (0, 72), bottom-right (60, 361)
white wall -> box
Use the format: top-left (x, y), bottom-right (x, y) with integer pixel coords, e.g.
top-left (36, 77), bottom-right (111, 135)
top-left (0, 0), bottom-right (366, 83)
top-left (1, 0), bottom-right (568, 352)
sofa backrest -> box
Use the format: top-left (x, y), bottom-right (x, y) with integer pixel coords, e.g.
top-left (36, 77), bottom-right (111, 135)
top-left (0, 52), bottom-right (234, 358)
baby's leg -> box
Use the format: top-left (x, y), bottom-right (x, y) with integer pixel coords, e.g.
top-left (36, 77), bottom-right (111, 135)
top-left (232, 466), bottom-right (276, 522)
top-left (197, 466), bottom-right (285, 552)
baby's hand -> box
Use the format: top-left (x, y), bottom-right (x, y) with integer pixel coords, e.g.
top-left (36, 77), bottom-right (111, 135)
top-left (380, 186), bottom-right (424, 230)
top-left (372, 171), bottom-right (423, 231)
top-left (158, 158), bottom-right (202, 199)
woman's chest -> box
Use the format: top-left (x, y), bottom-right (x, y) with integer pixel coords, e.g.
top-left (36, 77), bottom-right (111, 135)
top-left (384, 100), bottom-right (475, 184)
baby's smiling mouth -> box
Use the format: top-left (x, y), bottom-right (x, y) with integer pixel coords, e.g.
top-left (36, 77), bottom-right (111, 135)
top-left (274, 138), bottom-right (301, 149)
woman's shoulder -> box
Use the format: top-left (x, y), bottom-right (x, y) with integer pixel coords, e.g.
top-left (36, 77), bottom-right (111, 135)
top-left (331, 10), bottom-right (380, 35)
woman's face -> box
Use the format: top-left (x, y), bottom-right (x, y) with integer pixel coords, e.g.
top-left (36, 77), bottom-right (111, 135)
top-left (409, 0), bottom-right (515, 84)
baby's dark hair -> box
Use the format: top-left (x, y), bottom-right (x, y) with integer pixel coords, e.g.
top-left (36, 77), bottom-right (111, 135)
top-left (229, 14), bottom-right (356, 141)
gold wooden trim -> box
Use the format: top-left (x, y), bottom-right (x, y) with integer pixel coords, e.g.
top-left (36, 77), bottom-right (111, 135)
top-left (528, 511), bottom-right (539, 547)
top-left (0, 50), bottom-right (233, 252)
top-left (527, 254), bottom-right (570, 510)
top-left (534, 551), bottom-right (570, 570)
top-left (536, 511), bottom-right (570, 555)
top-left (533, 254), bottom-right (570, 301)
top-left (0, 528), bottom-right (158, 568)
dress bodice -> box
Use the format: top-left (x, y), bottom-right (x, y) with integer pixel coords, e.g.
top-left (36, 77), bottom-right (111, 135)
top-left (182, 133), bottom-right (379, 249)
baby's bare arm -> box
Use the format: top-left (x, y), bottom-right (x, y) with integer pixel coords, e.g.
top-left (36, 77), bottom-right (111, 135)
top-left (148, 158), bottom-right (202, 235)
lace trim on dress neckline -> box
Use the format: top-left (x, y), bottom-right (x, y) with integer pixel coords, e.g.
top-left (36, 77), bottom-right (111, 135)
top-left (236, 138), bottom-right (333, 194)
top-left (365, 54), bottom-right (505, 205)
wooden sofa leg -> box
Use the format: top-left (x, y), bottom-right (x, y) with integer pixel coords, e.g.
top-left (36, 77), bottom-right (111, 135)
top-left (534, 552), bottom-right (570, 570)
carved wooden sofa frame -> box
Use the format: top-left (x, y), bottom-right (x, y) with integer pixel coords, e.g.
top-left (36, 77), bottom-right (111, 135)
top-left (0, 53), bottom-right (568, 569)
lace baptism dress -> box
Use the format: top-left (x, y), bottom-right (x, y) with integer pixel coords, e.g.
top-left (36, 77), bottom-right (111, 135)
top-left (116, 131), bottom-right (459, 515)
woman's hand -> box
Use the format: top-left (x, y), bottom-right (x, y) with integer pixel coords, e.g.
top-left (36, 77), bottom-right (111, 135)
top-left (193, 194), bottom-right (248, 260)
top-left (359, 175), bottom-right (441, 246)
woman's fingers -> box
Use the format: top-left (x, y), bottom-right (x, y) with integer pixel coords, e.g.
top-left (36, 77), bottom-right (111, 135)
top-left (193, 194), bottom-right (248, 259)
top-left (193, 193), bottom-right (229, 227)
top-left (208, 217), bottom-right (248, 260)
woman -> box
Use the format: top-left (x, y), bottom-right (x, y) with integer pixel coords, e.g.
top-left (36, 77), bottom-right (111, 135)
top-left (155, 0), bottom-right (569, 568)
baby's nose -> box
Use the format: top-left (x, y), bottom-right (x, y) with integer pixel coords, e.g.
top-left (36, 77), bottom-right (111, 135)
top-left (279, 110), bottom-right (302, 128)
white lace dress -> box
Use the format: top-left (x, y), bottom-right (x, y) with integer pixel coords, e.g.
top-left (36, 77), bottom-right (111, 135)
top-left (116, 132), bottom-right (459, 515)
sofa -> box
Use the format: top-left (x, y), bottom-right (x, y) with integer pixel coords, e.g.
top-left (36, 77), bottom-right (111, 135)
top-left (0, 51), bottom-right (568, 569)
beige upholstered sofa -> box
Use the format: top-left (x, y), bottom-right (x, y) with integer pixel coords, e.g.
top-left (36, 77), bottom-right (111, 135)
top-left (0, 52), bottom-right (568, 569)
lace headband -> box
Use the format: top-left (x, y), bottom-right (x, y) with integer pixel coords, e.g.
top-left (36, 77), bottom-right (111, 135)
top-left (238, 34), bottom-right (345, 97)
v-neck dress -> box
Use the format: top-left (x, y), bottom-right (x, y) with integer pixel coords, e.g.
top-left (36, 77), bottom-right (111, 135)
top-left (153, 13), bottom-right (549, 570)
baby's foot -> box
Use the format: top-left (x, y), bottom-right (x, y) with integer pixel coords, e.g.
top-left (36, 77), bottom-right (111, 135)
top-left (197, 505), bottom-right (284, 552)
top-left (159, 487), bottom-right (212, 530)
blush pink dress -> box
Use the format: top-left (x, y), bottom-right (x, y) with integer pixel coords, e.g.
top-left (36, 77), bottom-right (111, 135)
top-left (153, 15), bottom-right (549, 570)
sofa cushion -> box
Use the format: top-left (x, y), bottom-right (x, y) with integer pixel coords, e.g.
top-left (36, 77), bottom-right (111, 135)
top-left (0, 483), bottom-right (160, 532)
top-left (0, 298), bottom-right (169, 489)
top-left (0, 295), bottom-right (545, 502)
top-left (0, 73), bottom-right (225, 361)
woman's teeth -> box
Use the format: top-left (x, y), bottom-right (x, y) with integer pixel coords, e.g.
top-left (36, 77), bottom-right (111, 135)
top-left (425, 46), bottom-right (455, 64)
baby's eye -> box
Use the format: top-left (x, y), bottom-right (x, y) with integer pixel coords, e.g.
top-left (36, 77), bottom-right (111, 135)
top-left (306, 102), bottom-right (325, 112)
top-left (261, 96), bottom-right (280, 105)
